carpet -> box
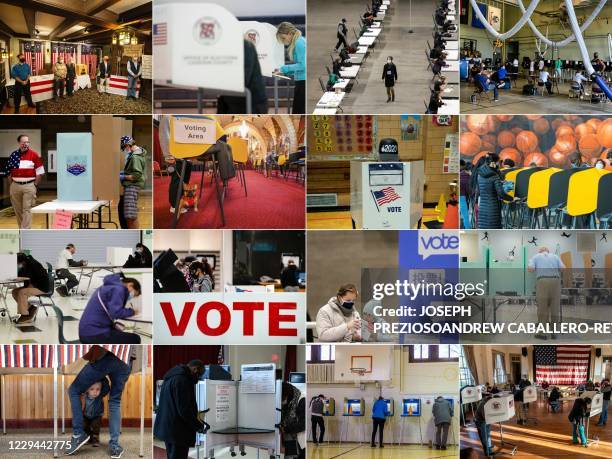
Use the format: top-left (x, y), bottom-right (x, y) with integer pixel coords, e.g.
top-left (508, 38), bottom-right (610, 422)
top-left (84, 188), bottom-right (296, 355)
top-left (40, 87), bottom-right (151, 114)
top-left (154, 170), bottom-right (305, 229)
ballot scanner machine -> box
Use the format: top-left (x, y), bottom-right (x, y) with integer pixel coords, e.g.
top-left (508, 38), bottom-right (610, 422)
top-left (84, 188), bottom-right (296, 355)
top-left (195, 363), bottom-right (282, 459)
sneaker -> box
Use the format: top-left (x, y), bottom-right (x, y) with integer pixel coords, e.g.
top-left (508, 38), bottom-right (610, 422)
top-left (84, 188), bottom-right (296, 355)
top-left (493, 99), bottom-right (500, 102)
top-left (65, 433), bottom-right (90, 455)
top-left (109, 444), bottom-right (124, 458)
top-left (15, 314), bottom-right (34, 325)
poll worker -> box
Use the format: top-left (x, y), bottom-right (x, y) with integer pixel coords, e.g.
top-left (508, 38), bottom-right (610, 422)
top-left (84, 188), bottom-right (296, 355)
top-left (371, 396), bottom-right (389, 448)
top-left (13, 252), bottom-right (50, 325)
top-left (189, 261), bottom-right (213, 293)
top-left (66, 55), bottom-right (76, 97)
top-left (475, 394), bottom-right (493, 457)
top-left (276, 22), bottom-right (306, 114)
top-left (53, 56), bottom-right (67, 100)
top-left (527, 246), bottom-right (565, 340)
top-left (78, 273), bottom-right (142, 344)
top-left (98, 55), bottom-right (112, 94)
top-left (433, 396), bottom-right (453, 450)
top-left (10, 53), bottom-right (36, 113)
top-left (316, 283), bottom-right (361, 342)
top-left (0, 134), bottom-right (45, 229)
top-left (281, 259), bottom-right (300, 292)
top-left (55, 243), bottom-right (87, 297)
top-left (309, 394), bottom-right (325, 444)
top-left (382, 56), bottom-right (398, 103)
top-left (154, 360), bottom-right (207, 459)
top-left (281, 381), bottom-right (306, 459)
top-left (119, 136), bottom-right (147, 229)
top-left (335, 18), bottom-right (349, 51)
top-left (597, 379), bottom-right (611, 426)
top-left (568, 396), bottom-right (591, 447)
top-left (126, 55), bottom-right (142, 101)
top-left (66, 346), bottom-right (131, 458)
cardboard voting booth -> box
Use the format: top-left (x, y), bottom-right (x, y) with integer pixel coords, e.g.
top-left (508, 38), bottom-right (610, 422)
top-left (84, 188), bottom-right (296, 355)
top-left (195, 363), bottom-right (281, 459)
top-left (461, 386), bottom-right (482, 404)
top-left (153, 1), bottom-right (244, 94)
top-left (589, 393), bottom-right (604, 417)
top-left (380, 398), bottom-right (395, 416)
top-left (350, 161), bottom-right (424, 229)
top-left (56, 133), bottom-right (93, 201)
top-left (343, 398), bottom-right (365, 416)
top-left (242, 21), bottom-right (285, 78)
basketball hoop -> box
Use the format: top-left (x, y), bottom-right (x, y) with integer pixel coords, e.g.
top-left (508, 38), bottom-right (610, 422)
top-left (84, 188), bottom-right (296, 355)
top-left (350, 367), bottom-right (367, 377)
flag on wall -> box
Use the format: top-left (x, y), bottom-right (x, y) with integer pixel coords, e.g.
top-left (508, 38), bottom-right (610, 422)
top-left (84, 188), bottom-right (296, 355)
top-left (51, 43), bottom-right (76, 65)
top-left (534, 346), bottom-right (591, 385)
top-left (0, 345), bottom-right (55, 368)
top-left (21, 41), bottom-right (42, 75)
top-left (80, 46), bottom-right (99, 76)
top-left (217, 346), bottom-right (225, 364)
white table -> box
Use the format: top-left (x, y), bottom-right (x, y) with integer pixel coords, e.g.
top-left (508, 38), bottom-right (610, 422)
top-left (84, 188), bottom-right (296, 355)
top-left (445, 41), bottom-right (459, 50)
top-left (312, 108), bottom-right (338, 114)
top-left (31, 200), bottom-right (111, 228)
top-left (441, 85), bottom-right (459, 99)
top-left (333, 79), bottom-right (351, 90)
top-left (340, 66), bottom-right (360, 79)
top-left (370, 22), bottom-right (382, 28)
top-left (358, 35), bottom-right (376, 46)
top-left (349, 53), bottom-right (366, 64)
top-left (355, 46), bottom-right (369, 54)
top-left (75, 74), bottom-right (92, 89)
top-left (442, 61), bottom-right (460, 72)
top-left (437, 99), bottom-right (459, 114)
top-left (383, 0), bottom-right (390, 4)
top-left (445, 50), bottom-right (459, 61)
top-left (379, 4), bottom-right (388, 11)
top-left (363, 28), bottom-right (382, 38)
top-left (316, 91), bottom-right (345, 108)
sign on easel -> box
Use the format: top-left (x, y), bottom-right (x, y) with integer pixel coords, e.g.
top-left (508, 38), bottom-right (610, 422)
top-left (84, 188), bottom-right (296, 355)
top-left (242, 21), bottom-right (285, 77)
top-left (154, 1), bottom-right (244, 92)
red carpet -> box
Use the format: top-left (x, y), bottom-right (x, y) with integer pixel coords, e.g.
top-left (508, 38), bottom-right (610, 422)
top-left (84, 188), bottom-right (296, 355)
top-left (154, 171), bottom-right (305, 228)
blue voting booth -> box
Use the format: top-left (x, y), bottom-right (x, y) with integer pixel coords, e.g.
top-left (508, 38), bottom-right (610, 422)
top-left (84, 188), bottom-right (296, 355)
top-left (57, 133), bottom-right (93, 201)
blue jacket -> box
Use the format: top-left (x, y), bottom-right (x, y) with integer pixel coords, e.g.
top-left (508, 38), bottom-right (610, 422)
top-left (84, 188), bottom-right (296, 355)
top-left (11, 62), bottom-right (31, 82)
top-left (372, 399), bottom-right (389, 419)
top-left (82, 377), bottom-right (110, 419)
top-left (280, 36), bottom-right (306, 81)
top-left (79, 274), bottom-right (135, 339)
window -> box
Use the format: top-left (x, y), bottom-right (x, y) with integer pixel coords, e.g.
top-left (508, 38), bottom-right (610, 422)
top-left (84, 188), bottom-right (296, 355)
top-left (409, 345), bottom-right (460, 362)
top-left (307, 345), bottom-right (335, 363)
top-left (493, 351), bottom-right (507, 385)
top-left (459, 348), bottom-right (474, 387)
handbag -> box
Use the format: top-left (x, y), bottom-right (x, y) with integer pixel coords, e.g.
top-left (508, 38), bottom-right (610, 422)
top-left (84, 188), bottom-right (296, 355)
top-left (97, 291), bottom-right (126, 332)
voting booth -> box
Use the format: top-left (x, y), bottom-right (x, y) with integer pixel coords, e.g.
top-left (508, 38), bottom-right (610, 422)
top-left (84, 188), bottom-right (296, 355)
top-left (343, 398), bottom-right (365, 416)
top-left (323, 398), bottom-right (335, 416)
top-left (339, 398), bottom-right (365, 444)
top-left (242, 22), bottom-right (284, 78)
top-left (350, 160), bottom-right (424, 229)
top-left (195, 363), bottom-right (281, 459)
top-left (484, 394), bottom-right (517, 455)
top-left (107, 247), bottom-right (133, 266)
top-left (57, 133), bottom-right (93, 201)
top-left (460, 385), bottom-right (482, 425)
top-left (379, 398), bottom-right (395, 416)
top-left (399, 398), bottom-right (423, 445)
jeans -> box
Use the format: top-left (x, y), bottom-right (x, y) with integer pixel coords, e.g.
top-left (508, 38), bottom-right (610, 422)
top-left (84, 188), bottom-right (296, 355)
top-left (56, 268), bottom-right (79, 291)
top-left (488, 83), bottom-right (499, 100)
top-left (598, 399), bottom-right (609, 425)
top-left (68, 353), bottom-right (131, 446)
top-left (80, 328), bottom-right (141, 344)
top-left (127, 76), bottom-right (138, 98)
top-left (371, 418), bottom-right (385, 446)
top-left (311, 415), bottom-right (325, 443)
top-left (572, 421), bottom-right (587, 444)
top-left (475, 420), bottom-right (492, 455)
top-left (550, 401), bottom-right (560, 412)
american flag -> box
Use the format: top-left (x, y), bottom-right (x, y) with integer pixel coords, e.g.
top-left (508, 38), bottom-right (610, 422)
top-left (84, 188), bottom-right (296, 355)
top-left (80, 46), bottom-right (99, 76)
top-left (52, 43), bottom-right (76, 65)
top-left (21, 41), bottom-right (42, 75)
top-left (535, 345), bottom-right (591, 385)
top-left (217, 346), bottom-right (225, 364)
top-left (153, 23), bottom-right (168, 45)
top-left (373, 186), bottom-right (401, 205)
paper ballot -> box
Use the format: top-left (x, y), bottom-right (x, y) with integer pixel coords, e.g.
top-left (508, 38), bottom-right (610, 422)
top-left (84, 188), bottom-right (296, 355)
top-left (216, 385), bottom-right (231, 422)
top-left (240, 364), bottom-right (275, 394)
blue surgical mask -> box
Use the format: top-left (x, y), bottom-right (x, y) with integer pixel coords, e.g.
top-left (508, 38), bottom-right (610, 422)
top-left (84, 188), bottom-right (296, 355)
top-left (128, 291), bottom-right (135, 300)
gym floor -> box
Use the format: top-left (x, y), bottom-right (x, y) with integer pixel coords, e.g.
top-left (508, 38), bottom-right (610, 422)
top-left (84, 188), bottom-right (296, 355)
top-left (307, 0), bottom-right (443, 114)
top-left (461, 399), bottom-right (612, 458)
top-left (307, 442), bottom-right (458, 459)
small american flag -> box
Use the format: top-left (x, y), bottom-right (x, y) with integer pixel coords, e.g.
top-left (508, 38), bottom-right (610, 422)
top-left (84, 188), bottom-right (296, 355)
top-left (153, 23), bottom-right (168, 45)
top-left (373, 186), bottom-right (401, 205)
top-left (535, 345), bottom-right (591, 385)
top-left (217, 346), bottom-right (225, 364)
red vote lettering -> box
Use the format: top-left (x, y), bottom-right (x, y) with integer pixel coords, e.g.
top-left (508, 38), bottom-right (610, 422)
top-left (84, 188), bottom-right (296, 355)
top-left (269, 302), bottom-right (298, 336)
top-left (233, 302), bottom-right (265, 335)
top-left (196, 301), bottom-right (231, 336)
top-left (160, 301), bottom-right (195, 336)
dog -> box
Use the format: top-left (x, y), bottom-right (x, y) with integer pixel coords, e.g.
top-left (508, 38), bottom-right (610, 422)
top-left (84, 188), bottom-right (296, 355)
top-left (178, 183), bottom-right (199, 217)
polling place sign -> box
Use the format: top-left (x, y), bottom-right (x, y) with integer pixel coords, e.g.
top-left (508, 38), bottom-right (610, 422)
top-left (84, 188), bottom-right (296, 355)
top-left (172, 117), bottom-right (217, 144)
top-left (155, 292), bottom-right (306, 344)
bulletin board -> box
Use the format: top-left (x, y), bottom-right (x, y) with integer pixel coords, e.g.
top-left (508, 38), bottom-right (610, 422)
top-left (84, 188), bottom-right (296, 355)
top-left (308, 115), bottom-right (376, 160)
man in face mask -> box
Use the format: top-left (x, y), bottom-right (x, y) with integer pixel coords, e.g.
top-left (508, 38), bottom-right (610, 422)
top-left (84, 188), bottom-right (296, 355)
top-left (316, 283), bottom-right (362, 342)
top-left (98, 55), bottom-right (112, 94)
top-left (78, 273), bottom-right (142, 344)
top-left (10, 53), bottom-right (36, 113)
top-left (154, 359), bottom-right (207, 459)
top-left (118, 136), bottom-right (147, 229)
top-left (53, 56), bottom-right (67, 100)
top-left (0, 135), bottom-right (45, 228)
top-left (382, 56), bottom-right (398, 103)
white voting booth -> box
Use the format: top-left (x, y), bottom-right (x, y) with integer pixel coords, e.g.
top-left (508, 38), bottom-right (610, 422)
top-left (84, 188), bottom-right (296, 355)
top-left (196, 363), bottom-right (281, 459)
top-left (460, 385), bottom-right (482, 425)
top-left (484, 394), bottom-right (517, 455)
top-left (350, 161), bottom-right (424, 229)
top-left (242, 22), bottom-right (284, 77)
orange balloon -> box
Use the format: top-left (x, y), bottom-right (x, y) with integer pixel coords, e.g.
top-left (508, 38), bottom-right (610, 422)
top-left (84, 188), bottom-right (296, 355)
top-left (574, 123), bottom-right (595, 140)
top-left (532, 118), bottom-right (550, 135)
top-left (578, 134), bottom-right (602, 158)
top-left (597, 119), bottom-right (612, 149)
top-left (499, 148), bottom-right (522, 164)
top-left (526, 115), bottom-right (542, 120)
top-left (516, 130), bottom-right (539, 153)
top-left (586, 118), bottom-right (603, 132)
top-left (472, 151), bottom-right (489, 165)
top-left (555, 134), bottom-right (577, 155)
top-left (497, 130), bottom-right (516, 148)
top-left (466, 115), bottom-right (492, 135)
top-left (460, 131), bottom-right (482, 156)
top-left (555, 125), bottom-right (575, 138)
top-left (548, 146), bottom-right (567, 167)
top-left (496, 115), bottom-right (514, 122)
top-left (523, 152), bottom-right (548, 167)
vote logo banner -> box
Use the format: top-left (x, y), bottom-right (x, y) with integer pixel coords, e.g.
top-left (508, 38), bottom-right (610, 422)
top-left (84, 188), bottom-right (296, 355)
top-left (154, 292), bottom-right (307, 344)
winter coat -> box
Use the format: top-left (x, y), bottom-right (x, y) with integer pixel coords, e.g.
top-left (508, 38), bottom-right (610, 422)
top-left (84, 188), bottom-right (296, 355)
top-left (382, 63), bottom-right (398, 87)
top-left (477, 164), bottom-right (513, 229)
top-left (432, 397), bottom-right (453, 425)
top-left (153, 365), bottom-right (203, 447)
top-left (19, 254), bottom-right (51, 292)
top-left (316, 297), bottom-right (361, 342)
top-left (568, 398), bottom-right (589, 424)
top-left (122, 147), bottom-right (148, 189)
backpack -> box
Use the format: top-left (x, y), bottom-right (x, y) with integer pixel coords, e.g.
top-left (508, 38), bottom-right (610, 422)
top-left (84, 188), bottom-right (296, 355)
top-left (326, 73), bottom-right (338, 91)
top-left (522, 84), bottom-right (536, 96)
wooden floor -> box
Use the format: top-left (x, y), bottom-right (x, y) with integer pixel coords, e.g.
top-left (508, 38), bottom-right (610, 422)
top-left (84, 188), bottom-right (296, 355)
top-left (308, 442), bottom-right (457, 459)
top-left (0, 190), bottom-right (152, 229)
top-left (461, 399), bottom-right (612, 458)
top-left (306, 208), bottom-right (444, 229)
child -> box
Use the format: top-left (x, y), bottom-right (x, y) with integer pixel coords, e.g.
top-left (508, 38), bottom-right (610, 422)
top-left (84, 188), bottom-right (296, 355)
top-left (82, 379), bottom-right (110, 447)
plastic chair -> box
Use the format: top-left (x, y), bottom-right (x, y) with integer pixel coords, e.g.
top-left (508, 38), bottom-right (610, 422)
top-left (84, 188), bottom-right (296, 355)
top-left (596, 173), bottom-right (612, 228)
top-left (50, 304), bottom-right (80, 344)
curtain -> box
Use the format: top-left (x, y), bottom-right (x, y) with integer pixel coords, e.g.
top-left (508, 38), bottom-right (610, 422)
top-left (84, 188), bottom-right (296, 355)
top-left (153, 345), bottom-right (221, 381)
top-left (463, 345), bottom-right (479, 384)
top-left (284, 345), bottom-right (297, 381)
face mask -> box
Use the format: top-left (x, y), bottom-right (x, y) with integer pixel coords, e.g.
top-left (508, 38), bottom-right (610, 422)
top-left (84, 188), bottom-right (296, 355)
top-left (596, 163), bottom-right (604, 170)
top-left (341, 300), bottom-right (354, 309)
top-left (387, 59), bottom-right (392, 64)
top-left (19, 58), bottom-right (25, 63)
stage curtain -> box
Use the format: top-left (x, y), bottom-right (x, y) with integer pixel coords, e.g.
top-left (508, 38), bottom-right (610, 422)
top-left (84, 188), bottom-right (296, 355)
top-left (154, 345), bottom-right (221, 381)
top-left (284, 345), bottom-right (297, 381)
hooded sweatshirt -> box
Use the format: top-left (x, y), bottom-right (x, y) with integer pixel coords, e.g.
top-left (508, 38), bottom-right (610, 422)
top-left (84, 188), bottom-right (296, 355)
top-left (432, 397), bottom-right (453, 425)
top-left (316, 296), bottom-right (361, 342)
top-left (122, 146), bottom-right (147, 189)
top-left (78, 273), bottom-right (135, 339)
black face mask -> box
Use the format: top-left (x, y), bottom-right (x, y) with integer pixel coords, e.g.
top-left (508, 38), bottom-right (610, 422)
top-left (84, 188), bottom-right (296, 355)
top-left (341, 301), bottom-right (354, 309)
top-left (19, 58), bottom-right (26, 63)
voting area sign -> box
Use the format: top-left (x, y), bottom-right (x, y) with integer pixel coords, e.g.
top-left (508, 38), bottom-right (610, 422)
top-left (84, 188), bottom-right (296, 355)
top-left (154, 292), bottom-right (307, 344)
top-left (153, 1), bottom-right (244, 93)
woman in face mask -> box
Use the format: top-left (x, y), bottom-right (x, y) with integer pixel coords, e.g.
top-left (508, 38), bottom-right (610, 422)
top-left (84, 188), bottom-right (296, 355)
top-left (476, 153), bottom-right (516, 229)
top-left (315, 284), bottom-right (362, 342)
top-left (594, 159), bottom-right (607, 170)
top-left (381, 56), bottom-right (398, 103)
